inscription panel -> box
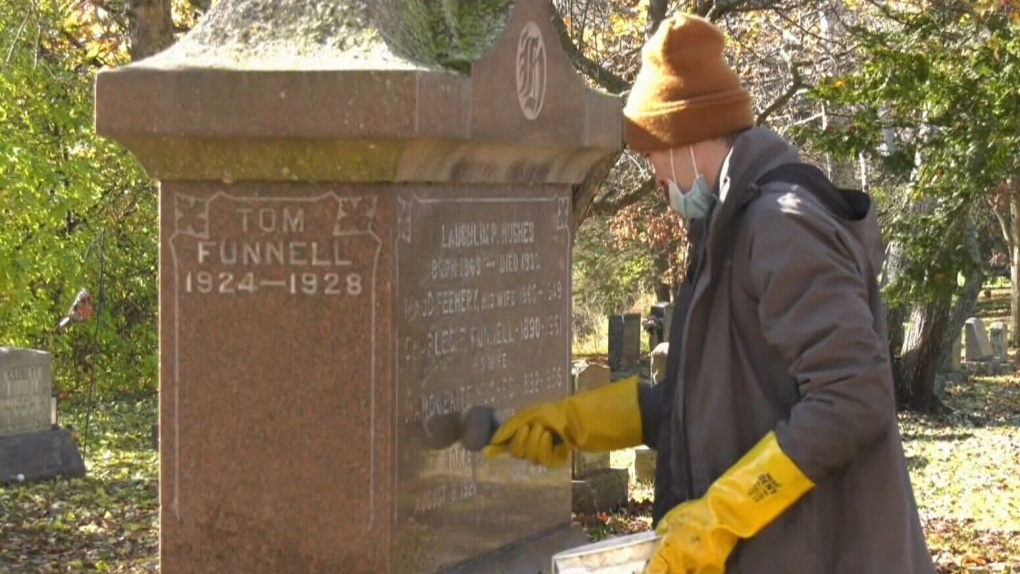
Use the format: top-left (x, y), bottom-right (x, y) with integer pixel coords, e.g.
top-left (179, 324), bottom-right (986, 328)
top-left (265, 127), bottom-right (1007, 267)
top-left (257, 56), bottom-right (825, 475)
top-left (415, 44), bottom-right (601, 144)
top-left (161, 184), bottom-right (388, 573)
top-left (0, 348), bottom-right (52, 437)
top-left (394, 187), bottom-right (572, 572)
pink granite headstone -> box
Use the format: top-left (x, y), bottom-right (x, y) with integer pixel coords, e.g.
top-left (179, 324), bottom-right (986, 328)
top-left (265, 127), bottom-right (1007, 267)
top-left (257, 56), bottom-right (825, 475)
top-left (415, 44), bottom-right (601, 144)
top-left (95, 0), bottom-right (621, 572)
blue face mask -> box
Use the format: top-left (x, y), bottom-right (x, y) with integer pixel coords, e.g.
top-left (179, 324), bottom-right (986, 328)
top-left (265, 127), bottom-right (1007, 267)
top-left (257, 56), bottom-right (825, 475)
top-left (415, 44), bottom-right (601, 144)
top-left (666, 146), bottom-right (715, 220)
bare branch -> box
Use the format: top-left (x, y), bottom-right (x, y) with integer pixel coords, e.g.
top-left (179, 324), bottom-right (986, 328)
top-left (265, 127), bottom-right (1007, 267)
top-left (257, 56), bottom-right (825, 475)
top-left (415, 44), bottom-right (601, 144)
top-left (548, 0), bottom-right (630, 94)
top-left (756, 61), bottom-right (808, 126)
top-left (2, 6), bottom-right (34, 67)
top-left (592, 176), bottom-right (657, 217)
top-left (706, 0), bottom-right (783, 21)
top-left (571, 152), bottom-right (623, 237)
top-left (647, 0), bottom-right (669, 37)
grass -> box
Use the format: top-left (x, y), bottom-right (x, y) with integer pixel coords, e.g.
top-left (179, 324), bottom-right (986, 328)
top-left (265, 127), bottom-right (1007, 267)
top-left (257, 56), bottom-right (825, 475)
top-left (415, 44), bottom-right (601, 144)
top-left (900, 374), bottom-right (1020, 572)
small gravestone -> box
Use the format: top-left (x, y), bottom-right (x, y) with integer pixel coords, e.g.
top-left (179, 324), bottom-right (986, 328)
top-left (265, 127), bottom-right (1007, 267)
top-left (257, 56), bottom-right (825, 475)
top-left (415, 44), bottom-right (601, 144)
top-left (569, 361), bottom-right (629, 515)
top-left (634, 446), bottom-right (656, 483)
top-left (989, 322), bottom-right (1008, 362)
top-left (0, 348), bottom-right (85, 484)
top-left (570, 362), bottom-right (611, 478)
top-left (934, 374), bottom-right (947, 403)
top-left (652, 302), bottom-right (674, 343)
top-left (608, 313), bottom-right (642, 372)
top-left (965, 318), bottom-right (993, 361)
top-left (650, 342), bottom-right (669, 384)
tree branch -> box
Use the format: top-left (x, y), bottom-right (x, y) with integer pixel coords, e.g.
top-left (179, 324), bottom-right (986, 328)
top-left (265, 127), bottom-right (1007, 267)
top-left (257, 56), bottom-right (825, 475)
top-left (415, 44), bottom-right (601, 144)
top-left (571, 152), bottom-right (623, 237)
top-left (755, 60), bottom-right (808, 126)
top-left (647, 0), bottom-right (669, 37)
top-left (591, 176), bottom-right (657, 217)
top-left (705, 0), bottom-right (785, 21)
top-left (548, 0), bottom-right (630, 94)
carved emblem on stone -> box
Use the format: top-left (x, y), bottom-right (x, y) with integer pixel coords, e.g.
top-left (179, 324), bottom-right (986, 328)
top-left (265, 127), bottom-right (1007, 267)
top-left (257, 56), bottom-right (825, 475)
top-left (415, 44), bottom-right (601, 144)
top-left (516, 22), bottom-right (547, 120)
top-left (174, 194), bottom-right (209, 239)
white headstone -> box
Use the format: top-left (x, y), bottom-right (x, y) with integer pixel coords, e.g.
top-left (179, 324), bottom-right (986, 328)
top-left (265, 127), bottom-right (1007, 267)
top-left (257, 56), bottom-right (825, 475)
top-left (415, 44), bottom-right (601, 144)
top-left (0, 348), bottom-right (53, 437)
top-left (965, 318), bottom-right (994, 361)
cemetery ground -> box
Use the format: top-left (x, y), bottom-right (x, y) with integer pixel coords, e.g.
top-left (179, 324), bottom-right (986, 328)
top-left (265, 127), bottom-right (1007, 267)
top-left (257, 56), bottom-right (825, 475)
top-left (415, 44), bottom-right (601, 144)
top-left (0, 296), bottom-right (1016, 573)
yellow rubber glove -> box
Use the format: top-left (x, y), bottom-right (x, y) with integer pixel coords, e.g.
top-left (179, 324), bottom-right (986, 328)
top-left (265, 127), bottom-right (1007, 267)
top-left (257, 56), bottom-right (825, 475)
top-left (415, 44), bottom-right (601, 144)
top-left (644, 431), bottom-right (814, 574)
top-left (481, 376), bottom-right (643, 468)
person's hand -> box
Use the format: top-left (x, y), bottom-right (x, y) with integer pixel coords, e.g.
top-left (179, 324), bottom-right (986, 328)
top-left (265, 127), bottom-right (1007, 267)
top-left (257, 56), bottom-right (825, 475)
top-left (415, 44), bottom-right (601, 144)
top-left (643, 431), bottom-right (814, 574)
top-left (481, 402), bottom-right (572, 467)
top-left (482, 377), bottom-right (644, 468)
top-left (643, 498), bottom-right (737, 574)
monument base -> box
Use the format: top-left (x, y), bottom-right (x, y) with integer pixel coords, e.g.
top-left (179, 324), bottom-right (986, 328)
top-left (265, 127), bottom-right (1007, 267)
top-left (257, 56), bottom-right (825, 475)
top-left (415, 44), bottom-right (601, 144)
top-left (0, 428), bottom-right (86, 484)
top-left (963, 359), bottom-right (1001, 376)
top-left (571, 468), bottom-right (630, 515)
top-left (447, 523), bottom-right (590, 574)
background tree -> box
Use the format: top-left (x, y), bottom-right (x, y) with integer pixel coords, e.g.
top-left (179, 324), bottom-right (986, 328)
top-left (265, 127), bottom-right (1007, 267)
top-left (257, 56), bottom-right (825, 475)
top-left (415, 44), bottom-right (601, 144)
top-left (795, 0), bottom-right (1020, 411)
top-left (0, 0), bottom-right (199, 396)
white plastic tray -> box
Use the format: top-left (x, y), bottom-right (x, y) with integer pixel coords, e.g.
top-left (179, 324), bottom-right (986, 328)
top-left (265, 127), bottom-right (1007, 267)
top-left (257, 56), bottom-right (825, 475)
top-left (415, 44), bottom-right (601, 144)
top-left (551, 530), bottom-right (660, 574)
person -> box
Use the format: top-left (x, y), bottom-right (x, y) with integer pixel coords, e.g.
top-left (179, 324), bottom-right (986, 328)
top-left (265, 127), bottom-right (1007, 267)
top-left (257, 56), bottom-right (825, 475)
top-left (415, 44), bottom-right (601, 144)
top-left (482, 12), bottom-right (936, 574)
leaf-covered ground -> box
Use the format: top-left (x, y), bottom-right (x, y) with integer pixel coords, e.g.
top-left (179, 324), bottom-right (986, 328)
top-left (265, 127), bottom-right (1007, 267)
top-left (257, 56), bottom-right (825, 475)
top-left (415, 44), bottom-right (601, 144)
top-left (902, 374), bottom-right (1020, 573)
top-left (0, 397), bottom-right (158, 573)
top-left (2, 374), bottom-right (1018, 573)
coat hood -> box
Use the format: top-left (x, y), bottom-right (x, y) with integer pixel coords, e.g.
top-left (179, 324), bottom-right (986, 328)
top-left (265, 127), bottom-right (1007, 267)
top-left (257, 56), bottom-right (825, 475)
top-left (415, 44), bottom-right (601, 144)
top-left (713, 127), bottom-right (886, 275)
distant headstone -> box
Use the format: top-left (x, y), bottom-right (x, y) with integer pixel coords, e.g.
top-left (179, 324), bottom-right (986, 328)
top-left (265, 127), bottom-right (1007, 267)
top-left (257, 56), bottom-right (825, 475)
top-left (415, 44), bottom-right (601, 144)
top-left (571, 362), bottom-right (611, 478)
top-left (0, 348), bottom-right (85, 484)
top-left (951, 330), bottom-right (962, 371)
top-left (0, 348), bottom-right (52, 437)
top-left (569, 361), bottom-right (628, 514)
top-left (95, 0), bottom-right (620, 570)
top-left (609, 313), bottom-right (642, 372)
top-left (653, 302), bottom-right (674, 343)
top-left (965, 318), bottom-right (993, 361)
top-left (634, 446), bottom-right (656, 483)
top-left (571, 466), bottom-right (629, 515)
top-left (989, 322), bottom-right (1008, 362)
top-left (650, 343), bottom-right (669, 384)
top-left (933, 374), bottom-right (947, 403)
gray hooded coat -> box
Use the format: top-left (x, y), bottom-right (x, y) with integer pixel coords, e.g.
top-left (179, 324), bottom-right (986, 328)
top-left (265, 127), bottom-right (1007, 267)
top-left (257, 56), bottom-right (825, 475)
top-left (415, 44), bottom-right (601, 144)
top-left (637, 127), bottom-right (935, 573)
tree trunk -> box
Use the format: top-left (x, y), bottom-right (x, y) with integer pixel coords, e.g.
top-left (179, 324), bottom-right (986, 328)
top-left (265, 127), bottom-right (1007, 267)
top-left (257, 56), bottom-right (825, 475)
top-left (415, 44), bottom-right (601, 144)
top-left (898, 296), bottom-right (949, 413)
top-left (570, 151), bottom-right (620, 240)
top-left (882, 240), bottom-right (907, 387)
top-left (647, 0), bottom-right (668, 36)
top-left (129, 0), bottom-right (174, 61)
top-left (1011, 189), bottom-right (1020, 344)
top-left (938, 216), bottom-right (983, 371)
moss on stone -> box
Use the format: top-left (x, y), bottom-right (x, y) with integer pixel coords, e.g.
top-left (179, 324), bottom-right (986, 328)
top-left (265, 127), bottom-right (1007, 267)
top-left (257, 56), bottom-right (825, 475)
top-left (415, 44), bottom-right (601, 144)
top-left (144, 0), bottom-right (515, 73)
top-left (374, 0), bottom-right (515, 73)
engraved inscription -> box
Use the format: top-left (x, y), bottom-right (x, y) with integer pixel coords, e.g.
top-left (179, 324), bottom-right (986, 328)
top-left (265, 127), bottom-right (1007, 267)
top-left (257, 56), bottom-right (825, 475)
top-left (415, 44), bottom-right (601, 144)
top-left (166, 188), bottom-right (384, 535)
top-left (395, 191), bottom-right (571, 568)
top-left (0, 364), bottom-right (51, 435)
top-left (172, 194), bottom-right (376, 297)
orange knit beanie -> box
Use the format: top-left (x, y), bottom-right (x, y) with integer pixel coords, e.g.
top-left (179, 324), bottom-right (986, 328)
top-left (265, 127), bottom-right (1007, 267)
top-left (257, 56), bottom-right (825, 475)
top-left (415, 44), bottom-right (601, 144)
top-left (623, 14), bottom-right (754, 153)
